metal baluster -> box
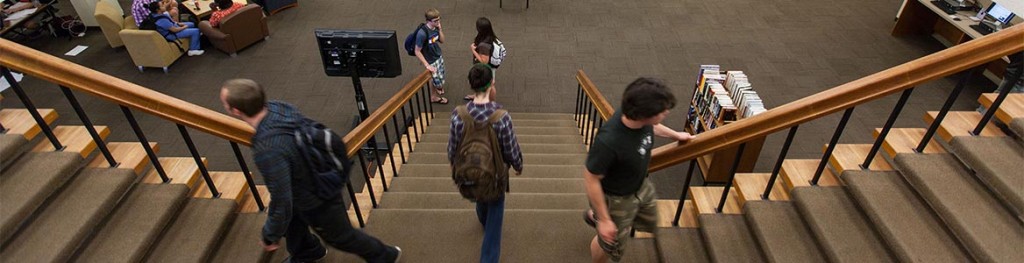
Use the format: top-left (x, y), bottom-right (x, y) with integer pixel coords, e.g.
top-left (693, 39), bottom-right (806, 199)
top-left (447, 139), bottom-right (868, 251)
top-left (588, 105), bottom-right (597, 144)
top-left (382, 125), bottom-right (398, 180)
top-left (121, 107), bottom-right (168, 182)
top-left (584, 103), bottom-right (593, 143)
top-left (369, 135), bottom-right (388, 191)
top-left (357, 152), bottom-right (378, 207)
top-left (426, 84), bottom-right (435, 120)
top-left (231, 142), bottom-right (265, 211)
top-left (392, 115), bottom-right (407, 164)
top-left (864, 89), bottom-right (914, 169)
top-left (717, 143), bottom-right (747, 213)
top-left (346, 182), bottom-right (365, 228)
top-left (575, 84), bottom-right (583, 123)
top-left (59, 86), bottom-right (117, 167)
top-left (402, 104), bottom-right (418, 145)
top-left (813, 108), bottom-right (855, 185)
top-left (763, 126), bottom-right (798, 199)
top-left (409, 100), bottom-right (422, 142)
top-left (0, 122), bottom-right (7, 133)
top-left (918, 67), bottom-right (982, 152)
top-left (596, 118), bottom-right (603, 143)
top-left (974, 52), bottom-right (1023, 135)
top-left (415, 91), bottom-right (426, 132)
top-left (178, 124), bottom-right (219, 197)
top-left (2, 67), bottom-right (63, 150)
top-left (420, 84), bottom-right (430, 127)
top-left (673, 160), bottom-right (698, 226)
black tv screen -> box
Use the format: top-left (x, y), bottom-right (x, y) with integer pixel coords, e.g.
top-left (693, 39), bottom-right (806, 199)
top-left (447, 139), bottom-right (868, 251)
top-left (315, 29), bottom-right (402, 78)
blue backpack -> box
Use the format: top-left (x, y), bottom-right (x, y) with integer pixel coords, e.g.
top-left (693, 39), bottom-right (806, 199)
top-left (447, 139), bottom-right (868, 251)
top-left (292, 118), bottom-right (353, 199)
top-left (403, 23), bottom-right (428, 56)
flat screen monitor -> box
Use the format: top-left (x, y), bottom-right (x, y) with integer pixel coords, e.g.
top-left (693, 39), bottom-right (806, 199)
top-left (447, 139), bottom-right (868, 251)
top-left (985, 2), bottom-right (1016, 24)
top-left (315, 29), bottom-right (402, 78)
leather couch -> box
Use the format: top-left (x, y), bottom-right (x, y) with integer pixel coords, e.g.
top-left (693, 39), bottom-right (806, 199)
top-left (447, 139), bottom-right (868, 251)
top-left (198, 4), bottom-right (269, 57)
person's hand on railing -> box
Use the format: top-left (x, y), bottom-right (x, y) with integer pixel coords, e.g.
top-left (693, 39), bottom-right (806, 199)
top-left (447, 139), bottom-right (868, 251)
top-left (672, 131), bottom-right (695, 143)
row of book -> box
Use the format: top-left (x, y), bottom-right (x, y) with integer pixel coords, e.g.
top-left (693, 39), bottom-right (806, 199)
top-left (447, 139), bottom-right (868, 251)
top-left (687, 65), bottom-right (766, 134)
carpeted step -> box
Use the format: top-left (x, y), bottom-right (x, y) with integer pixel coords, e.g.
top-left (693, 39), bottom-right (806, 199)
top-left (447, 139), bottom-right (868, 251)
top-left (790, 187), bottom-right (894, 263)
top-left (379, 192), bottom-right (588, 210)
top-left (698, 214), bottom-right (765, 263)
top-left (742, 201), bottom-right (827, 262)
top-left (621, 238), bottom-right (662, 263)
top-left (424, 125), bottom-right (582, 136)
top-left (76, 183), bottom-right (191, 263)
top-left (388, 177), bottom-right (584, 194)
top-left (0, 133), bottom-right (27, 166)
top-left (1, 168), bottom-right (135, 262)
top-left (398, 163), bottom-right (584, 178)
top-left (409, 142), bottom-right (587, 154)
top-left (210, 213), bottom-right (275, 263)
top-left (655, 227), bottom-right (710, 263)
top-left (1010, 118), bottom-right (1024, 138)
top-left (146, 198), bottom-right (238, 263)
top-left (949, 136), bottom-right (1024, 219)
top-left (0, 151), bottom-right (82, 243)
top-left (364, 209), bottom-right (592, 262)
top-left (265, 240), bottom-right (364, 263)
top-left (893, 153), bottom-right (1023, 263)
top-left (509, 113), bottom-right (575, 121)
top-left (432, 118), bottom-right (578, 128)
top-left (420, 133), bottom-right (583, 144)
top-left (407, 152), bottom-right (585, 165)
top-left (842, 170), bottom-right (971, 262)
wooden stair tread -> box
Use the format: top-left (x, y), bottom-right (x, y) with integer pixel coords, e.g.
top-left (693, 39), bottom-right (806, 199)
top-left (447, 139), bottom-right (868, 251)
top-left (734, 173), bottom-right (789, 208)
top-left (31, 125), bottom-right (110, 158)
top-left (690, 186), bottom-right (741, 214)
top-left (142, 157), bottom-right (204, 188)
top-left (86, 142), bottom-right (159, 174)
top-left (874, 128), bottom-right (945, 157)
top-left (240, 185), bottom-right (269, 213)
top-left (979, 93), bottom-right (1024, 124)
top-left (925, 111), bottom-right (1005, 141)
top-left (191, 171), bottom-right (250, 204)
top-left (825, 144), bottom-right (893, 171)
top-left (655, 199), bottom-right (699, 228)
top-left (0, 109), bottom-right (58, 140)
top-left (780, 159), bottom-right (841, 191)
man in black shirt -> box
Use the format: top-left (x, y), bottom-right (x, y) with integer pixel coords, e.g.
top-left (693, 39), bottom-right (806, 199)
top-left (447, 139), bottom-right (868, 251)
top-left (584, 78), bottom-right (694, 262)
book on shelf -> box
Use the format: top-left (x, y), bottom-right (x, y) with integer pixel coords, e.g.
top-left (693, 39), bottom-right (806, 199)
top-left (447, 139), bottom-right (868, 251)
top-left (687, 65), bottom-right (767, 134)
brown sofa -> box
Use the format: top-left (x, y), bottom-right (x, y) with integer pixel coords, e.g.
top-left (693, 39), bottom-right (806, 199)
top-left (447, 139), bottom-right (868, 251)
top-left (198, 5), bottom-right (269, 57)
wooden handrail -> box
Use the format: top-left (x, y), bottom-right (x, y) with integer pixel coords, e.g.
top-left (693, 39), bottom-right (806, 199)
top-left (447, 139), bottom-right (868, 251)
top-left (576, 70), bottom-right (615, 121)
top-left (343, 71), bottom-right (432, 158)
top-left (648, 25), bottom-right (1024, 172)
top-left (0, 38), bottom-right (255, 146)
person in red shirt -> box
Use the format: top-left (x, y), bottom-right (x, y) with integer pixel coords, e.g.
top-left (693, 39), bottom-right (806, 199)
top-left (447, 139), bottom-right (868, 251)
top-left (208, 0), bottom-right (242, 27)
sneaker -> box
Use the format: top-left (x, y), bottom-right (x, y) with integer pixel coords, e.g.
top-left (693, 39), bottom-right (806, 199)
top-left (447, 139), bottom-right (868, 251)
top-left (583, 209), bottom-right (596, 228)
top-left (187, 50), bottom-right (205, 56)
top-left (392, 246), bottom-right (402, 262)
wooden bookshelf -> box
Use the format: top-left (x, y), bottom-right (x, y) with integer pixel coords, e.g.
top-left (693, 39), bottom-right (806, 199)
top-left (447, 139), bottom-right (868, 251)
top-left (686, 66), bottom-right (767, 183)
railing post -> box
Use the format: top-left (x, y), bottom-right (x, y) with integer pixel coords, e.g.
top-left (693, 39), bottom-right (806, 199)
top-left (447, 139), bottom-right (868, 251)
top-left (382, 125), bottom-right (399, 180)
top-left (178, 124), bottom-right (219, 198)
top-left (973, 52), bottom-right (1023, 135)
top-left (864, 88), bottom-right (914, 169)
top-left (716, 143), bottom-right (746, 213)
top-left (813, 108), bottom-right (855, 185)
top-left (121, 107), bottom-right (168, 182)
top-left (59, 85), bottom-right (117, 168)
top-left (673, 160), bottom-right (697, 226)
top-left (419, 84), bottom-right (430, 128)
top-left (764, 126), bottom-right (798, 200)
top-left (2, 67), bottom-right (63, 151)
top-left (585, 103), bottom-right (594, 144)
top-left (391, 115), bottom-right (407, 164)
top-left (415, 91), bottom-right (426, 132)
top-left (918, 66), bottom-right (983, 152)
top-left (346, 182), bottom-right (365, 228)
top-left (369, 135), bottom-right (388, 191)
top-left (231, 142), bottom-right (265, 211)
top-left (356, 152), bottom-right (379, 208)
top-left (575, 84), bottom-right (583, 123)
top-left (405, 102), bottom-right (420, 143)
top-left (426, 84), bottom-right (435, 120)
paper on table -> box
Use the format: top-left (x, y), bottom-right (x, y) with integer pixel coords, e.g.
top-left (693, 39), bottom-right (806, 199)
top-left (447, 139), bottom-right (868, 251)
top-left (0, 72), bottom-right (24, 93)
top-left (65, 45), bottom-right (88, 56)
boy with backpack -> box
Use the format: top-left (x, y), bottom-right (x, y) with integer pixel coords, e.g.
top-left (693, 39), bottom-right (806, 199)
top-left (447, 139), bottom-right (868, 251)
top-left (448, 63), bottom-right (523, 263)
top-left (410, 8), bottom-right (447, 104)
top-left (219, 79), bottom-right (401, 263)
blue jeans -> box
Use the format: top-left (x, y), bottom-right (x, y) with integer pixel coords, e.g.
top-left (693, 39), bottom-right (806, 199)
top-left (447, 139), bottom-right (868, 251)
top-left (165, 22), bottom-right (201, 51)
top-left (476, 195), bottom-right (505, 263)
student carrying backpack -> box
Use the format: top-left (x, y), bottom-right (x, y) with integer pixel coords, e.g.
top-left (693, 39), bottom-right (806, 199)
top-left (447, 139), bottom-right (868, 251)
top-left (292, 117), bottom-right (352, 199)
top-left (452, 106), bottom-right (508, 202)
top-left (403, 23), bottom-right (428, 56)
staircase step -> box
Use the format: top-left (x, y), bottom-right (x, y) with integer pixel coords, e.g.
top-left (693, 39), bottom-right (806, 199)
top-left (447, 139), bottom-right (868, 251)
top-left (742, 201), bottom-right (827, 262)
top-left (407, 152), bottom-right (585, 165)
top-left (432, 118), bottom-right (578, 128)
top-left (509, 113), bottom-right (575, 120)
top-left (689, 186), bottom-right (741, 214)
top-left (379, 192), bottom-right (588, 210)
top-left (141, 157), bottom-right (204, 188)
top-left (893, 153), bottom-right (1023, 263)
top-left (0, 133), bottom-right (28, 165)
top-left (0, 151), bottom-right (82, 243)
top-left (1010, 118), bottom-right (1024, 138)
top-left (949, 136), bottom-right (1024, 219)
top-left (398, 164), bottom-right (583, 178)
top-left (925, 111), bottom-right (1005, 142)
top-left (364, 209), bottom-right (591, 262)
top-left (30, 125), bottom-right (110, 158)
top-left (978, 93), bottom-right (1024, 124)
top-left (211, 213), bottom-right (274, 263)
top-left (388, 177), bottom-right (584, 194)
top-left (76, 184), bottom-right (190, 263)
top-left (190, 171), bottom-right (249, 204)
top-left (146, 198), bottom-right (238, 263)
top-left (875, 128), bottom-right (945, 157)
top-left (621, 238), bottom-right (662, 263)
top-left (826, 144), bottom-right (893, 171)
top-left (790, 187), bottom-right (893, 263)
top-left (842, 170), bottom-right (971, 262)
top-left (86, 142), bottom-right (159, 174)
top-left (779, 159), bottom-right (841, 191)
top-left (420, 133), bottom-right (583, 144)
top-left (732, 173), bottom-right (789, 208)
top-left (410, 142), bottom-right (587, 154)
top-left (1, 168), bottom-right (135, 262)
top-left (0, 108), bottom-right (58, 140)
top-left (425, 123), bottom-right (581, 135)
top-left (698, 214), bottom-right (765, 263)
top-left (655, 227), bottom-right (710, 263)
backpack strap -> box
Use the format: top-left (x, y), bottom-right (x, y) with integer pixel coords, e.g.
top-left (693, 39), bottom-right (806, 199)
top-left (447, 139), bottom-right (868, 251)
top-left (487, 109), bottom-right (507, 124)
top-left (456, 105), bottom-right (475, 127)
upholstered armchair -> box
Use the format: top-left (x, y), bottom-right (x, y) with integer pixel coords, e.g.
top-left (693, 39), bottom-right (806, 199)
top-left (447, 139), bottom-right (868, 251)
top-left (93, 0), bottom-right (134, 48)
top-left (252, 0), bottom-right (297, 15)
top-left (198, 4), bottom-right (269, 57)
top-left (118, 29), bottom-right (189, 73)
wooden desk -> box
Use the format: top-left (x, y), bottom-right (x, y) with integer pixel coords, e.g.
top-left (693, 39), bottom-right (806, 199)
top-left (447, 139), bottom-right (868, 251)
top-left (0, 2), bottom-right (56, 38)
top-left (181, 0), bottom-right (247, 19)
top-left (893, 0), bottom-right (1011, 81)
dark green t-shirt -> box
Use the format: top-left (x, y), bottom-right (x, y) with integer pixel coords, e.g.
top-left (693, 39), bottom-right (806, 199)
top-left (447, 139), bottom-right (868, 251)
top-left (585, 110), bottom-right (654, 196)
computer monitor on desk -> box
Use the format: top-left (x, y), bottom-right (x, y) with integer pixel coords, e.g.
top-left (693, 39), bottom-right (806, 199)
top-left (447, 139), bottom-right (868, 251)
top-left (971, 2), bottom-right (1016, 36)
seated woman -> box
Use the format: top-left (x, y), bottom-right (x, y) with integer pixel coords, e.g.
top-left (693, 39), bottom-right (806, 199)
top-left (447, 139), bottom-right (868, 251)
top-left (2, 0), bottom-right (42, 34)
top-left (208, 0), bottom-right (243, 27)
top-left (146, 1), bottom-right (204, 56)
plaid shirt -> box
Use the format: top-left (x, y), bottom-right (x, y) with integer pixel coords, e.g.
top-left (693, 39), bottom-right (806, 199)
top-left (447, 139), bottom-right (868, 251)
top-left (130, 0), bottom-right (154, 27)
top-left (448, 102), bottom-right (523, 172)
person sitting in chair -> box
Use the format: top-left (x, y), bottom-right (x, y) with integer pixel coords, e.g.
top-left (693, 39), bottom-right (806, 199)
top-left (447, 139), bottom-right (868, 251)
top-left (146, 1), bottom-right (204, 56)
top-left (208, 0), bottom-right (243, 28)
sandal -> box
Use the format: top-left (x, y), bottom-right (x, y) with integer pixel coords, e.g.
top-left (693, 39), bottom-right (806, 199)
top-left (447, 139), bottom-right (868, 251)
top-left (435, 86), bottom-right (445, 95)
top-left (431, 97), bottom-right (449, 104)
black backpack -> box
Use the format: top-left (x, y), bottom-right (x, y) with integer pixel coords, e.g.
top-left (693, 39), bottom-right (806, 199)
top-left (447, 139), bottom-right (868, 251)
top-left (403, 23), bottom-right (428, 56)
top-left (292, 118), bottom-right (353, 200)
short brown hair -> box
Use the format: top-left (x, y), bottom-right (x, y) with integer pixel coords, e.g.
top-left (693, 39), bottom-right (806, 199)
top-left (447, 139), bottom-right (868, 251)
top-left (222, 79), bottom-right (266, 117)
top-left (425, 8), bottom-right (440, 21)
top-left (621, 78), bottom-right (676, 120)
